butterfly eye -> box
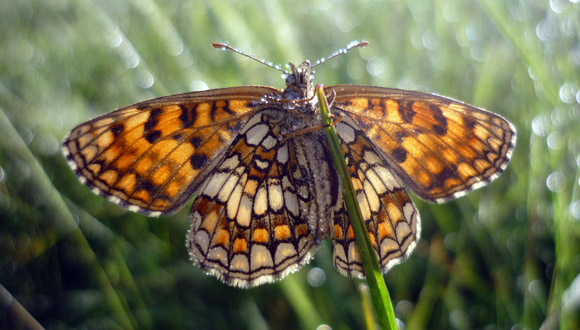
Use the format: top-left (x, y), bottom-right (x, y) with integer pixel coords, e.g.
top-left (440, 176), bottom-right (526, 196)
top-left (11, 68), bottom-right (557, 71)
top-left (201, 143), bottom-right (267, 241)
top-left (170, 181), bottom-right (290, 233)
top-left (285, 73), bottom-right (297, 85)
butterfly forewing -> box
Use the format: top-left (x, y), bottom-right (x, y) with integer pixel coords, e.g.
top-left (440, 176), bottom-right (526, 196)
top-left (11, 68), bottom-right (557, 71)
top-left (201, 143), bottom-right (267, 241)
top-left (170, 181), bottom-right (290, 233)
top-left (63, 86), bottom-right (278, 216)
top-left (327, 85), bottom-right (516, 203)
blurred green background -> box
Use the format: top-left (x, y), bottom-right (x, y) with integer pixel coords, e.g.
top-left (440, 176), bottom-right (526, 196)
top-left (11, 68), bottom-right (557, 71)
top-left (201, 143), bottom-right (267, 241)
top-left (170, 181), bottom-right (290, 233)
top-left (1, 0), bottom-right (579, 329)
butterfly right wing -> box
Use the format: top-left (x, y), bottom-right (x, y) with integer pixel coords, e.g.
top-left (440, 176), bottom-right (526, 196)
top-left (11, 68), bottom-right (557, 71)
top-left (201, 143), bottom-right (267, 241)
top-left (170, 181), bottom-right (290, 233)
top-left (63, 86), bottom-right (280, 216)
top-left (327, 85), bottom-right (516, 204)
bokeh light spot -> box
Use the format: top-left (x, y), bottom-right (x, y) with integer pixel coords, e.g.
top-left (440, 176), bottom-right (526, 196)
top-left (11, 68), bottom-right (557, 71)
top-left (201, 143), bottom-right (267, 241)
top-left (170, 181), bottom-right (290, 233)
top-left (307, 267), bottom-right (326, 287)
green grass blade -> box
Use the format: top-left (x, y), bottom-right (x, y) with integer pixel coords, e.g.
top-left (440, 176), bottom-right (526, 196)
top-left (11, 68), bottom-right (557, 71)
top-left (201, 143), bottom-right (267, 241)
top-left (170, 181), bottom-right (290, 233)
top-left (0, 107), bottom-right (137, 329)
top-left (316, 85), bottom-right (397, 330)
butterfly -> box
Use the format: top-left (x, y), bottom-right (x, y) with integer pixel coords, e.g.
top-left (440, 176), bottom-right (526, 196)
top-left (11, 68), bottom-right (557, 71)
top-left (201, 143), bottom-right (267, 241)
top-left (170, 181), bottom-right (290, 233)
top-left (63, 41), bottom-right (516, 288)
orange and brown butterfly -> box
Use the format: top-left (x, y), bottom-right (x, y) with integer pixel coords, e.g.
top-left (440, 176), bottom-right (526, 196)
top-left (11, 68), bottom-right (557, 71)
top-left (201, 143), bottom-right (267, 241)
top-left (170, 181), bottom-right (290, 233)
top-left (62, 41), bottom-right (516, 288)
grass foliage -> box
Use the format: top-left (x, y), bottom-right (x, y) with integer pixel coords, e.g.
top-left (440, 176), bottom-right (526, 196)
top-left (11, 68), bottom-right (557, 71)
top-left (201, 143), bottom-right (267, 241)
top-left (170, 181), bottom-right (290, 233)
top-left (1, 0), bottom-right (579, 328)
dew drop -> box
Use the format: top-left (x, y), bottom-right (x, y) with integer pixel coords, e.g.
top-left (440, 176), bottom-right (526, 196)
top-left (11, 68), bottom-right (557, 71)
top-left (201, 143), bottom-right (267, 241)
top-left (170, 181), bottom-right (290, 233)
top-left (536, 18), bottom-right (558, 42)
top-left (546, 171), bottom-right (565, 192)
top-left (307, 267), bottom-right (326, 287)
top-left (547, 131), bottom-right (564, 150)
top-left (562, 272), bottom-right (580, 311)
top-left (442, 2), bottom-right (460, 22)
top-left (531, 115), bottom-right (549, 136)
top-left (121, 47), bottom-right (139, 69)
top-left (444, 232), bottom-right (458, 251)
top-left (559, 82), bottom-right (578, 104)
top-left (366, 57), bottom-right (385, 77)
top-left (569, 200), bottom-right (580, 220)
top-left (167, 38), bottom-right (184, 56)
top-left (396, 300), bottom-right (414, 319)
top-left (189, 80), bottom-right (208, 91)
top-left (569, 45), bottom-right (580, 67)
top-left (528, 67), bottom-right (537, 80)
top-left (449, 309), bottom-right (471, 329)
top-left (466, 20), bottom-right (483, 41)
top-left (105, 28), bottom-right (123, 48)
top-left (549, 0), bottom-right (569, 13)
top-left (422, 31), bottom-right (439, 50)
top-left (528, 279), bottom-right (545, 299)
top-left (136, 70), bottom-right (154, 89)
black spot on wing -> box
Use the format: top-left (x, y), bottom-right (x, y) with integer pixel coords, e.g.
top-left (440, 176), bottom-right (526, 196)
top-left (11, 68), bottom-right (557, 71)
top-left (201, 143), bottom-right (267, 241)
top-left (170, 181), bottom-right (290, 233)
top-left (135, 178), bottom-right (170, 203)
top-left (392, 147), bottom-right (407, 163)
top-left (211, 100), bottom-right (235, 121)
top-left (144, 108), bottom-right (163, 133)
top-left (429, 104), bottom-right (448, 136)
top-left (433, 124), bottom-right (447, 136)
top-left (464, 115), bottom-right (477, 130)
top-left (136, 178), bottom-right (160, 195)
top-left (395, 131), bottom-right (408, 143)
top-left (190, 154), bottom-right (210, 170)
top-left (111, 124), bottom-right (124, 138)
top-left (145, 130), bottom-right (161, 144)
top-left (179, 105), bottom-right (197, 127)
top-left (432, 166), bottom-right (456, 188)
top-left (190, 136), bottom-right (202, 148)
top-left (399, 101), bottom-right (416, 123)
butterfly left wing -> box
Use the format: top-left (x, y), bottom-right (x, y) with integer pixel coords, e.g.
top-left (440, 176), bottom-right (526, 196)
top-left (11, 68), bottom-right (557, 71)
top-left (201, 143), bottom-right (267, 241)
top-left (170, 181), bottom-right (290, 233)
top-left (63, 86), bottom-right (279, 216)
top-left (326, 85), bottom-right (516, 203)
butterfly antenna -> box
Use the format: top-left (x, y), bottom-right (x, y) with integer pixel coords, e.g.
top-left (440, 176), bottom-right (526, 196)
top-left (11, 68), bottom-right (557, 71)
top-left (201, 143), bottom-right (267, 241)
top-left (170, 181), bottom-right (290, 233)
top-left (311, 40), bottom-right (369, 68)
top-left (212, 42), bottom-right (288, 74)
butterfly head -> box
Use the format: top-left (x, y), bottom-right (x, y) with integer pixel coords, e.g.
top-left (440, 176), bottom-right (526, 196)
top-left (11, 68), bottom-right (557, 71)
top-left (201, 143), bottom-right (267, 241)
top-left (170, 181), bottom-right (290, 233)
top-left (283, 61), bottom-right (314, 101)
top-left (279, 61), bottom-right (321, 120)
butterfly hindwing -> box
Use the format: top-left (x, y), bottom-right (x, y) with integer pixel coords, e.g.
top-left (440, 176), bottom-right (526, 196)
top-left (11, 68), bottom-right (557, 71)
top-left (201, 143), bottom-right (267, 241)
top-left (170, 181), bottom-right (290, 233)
top-left (332, 113), bottom-right (420, 277)
top-left (187, 109), bottom-right (341, 287)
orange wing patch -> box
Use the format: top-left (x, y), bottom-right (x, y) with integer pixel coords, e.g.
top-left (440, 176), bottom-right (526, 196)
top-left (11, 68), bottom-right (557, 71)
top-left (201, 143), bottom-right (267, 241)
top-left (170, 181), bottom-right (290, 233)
top-left (63, 87), bottom-right (278, 216)
top-left (329, 85), bottom-right (516, 203)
